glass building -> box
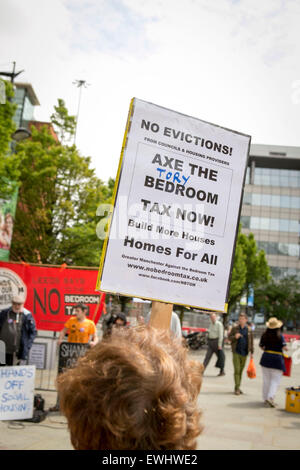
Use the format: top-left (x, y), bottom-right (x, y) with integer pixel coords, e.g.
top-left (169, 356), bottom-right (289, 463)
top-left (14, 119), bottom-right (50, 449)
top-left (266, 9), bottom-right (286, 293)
top-left (13, 82), bottom-right (40, 129)
top-left (241, 144), bottom-right (300, 280)
top-left (12, 83), bottom-right (58, 142)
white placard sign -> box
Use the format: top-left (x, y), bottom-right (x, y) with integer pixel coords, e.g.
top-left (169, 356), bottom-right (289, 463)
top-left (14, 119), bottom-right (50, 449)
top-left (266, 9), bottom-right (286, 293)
top-left (0, 366), bottom-right (35, 421)
top-left (97, 98), bottom-right (251, 312)
top-left (28, 343), bottom-right (47, 370)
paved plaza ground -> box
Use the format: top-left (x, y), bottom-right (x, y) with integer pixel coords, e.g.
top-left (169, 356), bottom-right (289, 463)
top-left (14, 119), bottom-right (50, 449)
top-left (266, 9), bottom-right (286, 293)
top-left (196, 338), bottom-right (300, 450)
top-left (0, 338), bottom-right (299, 451)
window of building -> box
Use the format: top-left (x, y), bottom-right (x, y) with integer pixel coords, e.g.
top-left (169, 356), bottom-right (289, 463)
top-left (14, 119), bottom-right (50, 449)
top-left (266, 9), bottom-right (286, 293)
top-left (288, 244), bottom-right (299, 257)
top-left (280, 175), bottom-right (289, 187)
top-left (257, 241), bottom-right (299, 257)
top-left (257, 241), bottom-right (269, 253)
top-left (291, 197), bottom-right (300, 209)
top-left (13, 88), bottom-right (25, 128)
top-left (259, 218), bottom-right (270, 230)
top-left (280, 195), bottom-right (290, 208)
top-left (250, 217), bottom-right (260, 230)
top-left (290, 177), bottom-right (299, 188)
top-left (243, 192), bottom-right (300, 210)
top-left (245, 167), bottom-right (250, 184)
top-left (253, 167), bottom-right (300, 188)
top-left (270, 174), bottom-right (280, 186)
top-left (240, 216), bottom-right (299, 233)
top-left (278, 243), bottom-right (289, 256)
top-left (279, 219), bottom-right (289, 232)
top-left (289, 220), bottom-right (300, 232)
top-left (240, 216), bottom-right (250, 228)
top-left (269, 242), bottom-right (279, 255)
top-left (23, 96), bottom-right (35, 122)
top-left (243, 192), bottom-right (252, 205)
top-left (261, 194), bottom-right (271, 206)
top-left (269, 218), bottom-right (279, 231)
top-left (252, 193), bottom-right (261, 205)
top-left (270, 266), bottom-right (300, 280)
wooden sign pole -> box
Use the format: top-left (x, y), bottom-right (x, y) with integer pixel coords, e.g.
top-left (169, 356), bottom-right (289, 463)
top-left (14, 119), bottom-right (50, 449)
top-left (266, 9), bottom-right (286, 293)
top-left (149, 301), bottom-right (173, 331)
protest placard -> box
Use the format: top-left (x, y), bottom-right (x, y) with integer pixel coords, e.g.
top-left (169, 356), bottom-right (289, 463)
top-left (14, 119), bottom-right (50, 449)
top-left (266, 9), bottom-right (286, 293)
top-left (0, 262), bottom-right (106, 331)
top-left (58, 342), bottom-right (89, 374)
top-left (97, 98), bottom-right (251, 312)
top-left (0, 365), bottom-right (35, 420)
top-left (28, 343), bottom-right (47, 370)
top-left (0, 186), bottom-right (18, 262)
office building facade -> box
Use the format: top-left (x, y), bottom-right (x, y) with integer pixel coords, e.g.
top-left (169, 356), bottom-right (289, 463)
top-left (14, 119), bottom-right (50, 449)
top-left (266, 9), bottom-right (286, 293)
top-left (241, 144), bottom-right (300, 280)
top-left (13, 82), bottom-right (40, 129)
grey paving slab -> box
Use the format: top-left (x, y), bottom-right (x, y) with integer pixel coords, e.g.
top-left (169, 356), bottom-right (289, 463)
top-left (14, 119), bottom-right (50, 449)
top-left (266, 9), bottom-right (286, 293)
top-left (0, 338), bottom-right (299, 450)
top-left (195, 338), bottom-right (300, 450)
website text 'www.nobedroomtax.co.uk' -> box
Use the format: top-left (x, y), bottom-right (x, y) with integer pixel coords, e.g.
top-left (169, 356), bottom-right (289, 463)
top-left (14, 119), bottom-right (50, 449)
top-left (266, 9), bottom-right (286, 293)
top-left (123, 254), bottom-right (212, 287)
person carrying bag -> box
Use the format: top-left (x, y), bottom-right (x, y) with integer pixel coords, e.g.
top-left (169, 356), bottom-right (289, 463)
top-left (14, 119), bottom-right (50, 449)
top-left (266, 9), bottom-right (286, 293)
top-left (259, 317), bottom-right (288, 408)
top-left (228, 313), bottom-right (254, 395)
top-left (247, 357), bottom-right (256, 379)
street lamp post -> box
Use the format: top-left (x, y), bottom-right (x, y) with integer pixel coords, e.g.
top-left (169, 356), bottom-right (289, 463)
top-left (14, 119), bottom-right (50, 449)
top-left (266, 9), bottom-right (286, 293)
top-left (72, 79), bottom-right (90, 145)
top-left (11, 128), bottom-right (31, 142)
top-left (0, 61), bottom-right (24, 84)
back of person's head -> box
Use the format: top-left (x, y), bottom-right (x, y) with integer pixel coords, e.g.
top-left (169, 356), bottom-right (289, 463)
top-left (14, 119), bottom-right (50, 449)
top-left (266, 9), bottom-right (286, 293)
top-left (263, 327), bottom-right (281, 344)
top-left (57, 325), bottom-right (203, 450)
top-left (74, 302), bottom-right (88, 311)
top-left (262, 317), bottom-right (283, 344)
top-left (113, 312), bottom-right (127, 326)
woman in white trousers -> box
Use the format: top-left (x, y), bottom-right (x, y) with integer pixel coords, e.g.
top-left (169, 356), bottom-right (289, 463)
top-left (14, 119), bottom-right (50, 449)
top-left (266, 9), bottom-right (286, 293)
top-left (259, 317), bottom-right (287, 408)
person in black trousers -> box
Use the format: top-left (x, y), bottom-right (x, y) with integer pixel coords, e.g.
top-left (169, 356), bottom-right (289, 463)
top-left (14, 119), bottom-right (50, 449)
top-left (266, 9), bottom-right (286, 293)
top-left (0, 295), bottom-right (36, 366)
top-left (203, 313), bottom-right (225, 376)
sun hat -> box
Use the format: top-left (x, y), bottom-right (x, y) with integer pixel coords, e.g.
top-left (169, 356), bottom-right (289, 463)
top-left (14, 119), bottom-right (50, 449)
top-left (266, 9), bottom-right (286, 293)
top-left (266, 317), bottom-right (283, 329)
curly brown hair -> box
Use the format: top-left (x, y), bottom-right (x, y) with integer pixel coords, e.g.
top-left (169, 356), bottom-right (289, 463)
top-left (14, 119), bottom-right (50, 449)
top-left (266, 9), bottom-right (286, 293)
top-left (57, 325), bottom-right (203, 450)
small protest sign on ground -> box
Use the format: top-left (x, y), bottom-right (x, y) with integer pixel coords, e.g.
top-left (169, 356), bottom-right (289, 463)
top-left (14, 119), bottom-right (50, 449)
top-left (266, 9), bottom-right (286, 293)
top-left (0, 365), bottom-right (35, 421)
top-left (58, 342), bottom-right (89, 374)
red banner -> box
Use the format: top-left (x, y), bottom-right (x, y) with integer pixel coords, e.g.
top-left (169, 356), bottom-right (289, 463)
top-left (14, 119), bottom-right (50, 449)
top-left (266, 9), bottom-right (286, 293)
top-left (0, 261), bottom-right (106, 331)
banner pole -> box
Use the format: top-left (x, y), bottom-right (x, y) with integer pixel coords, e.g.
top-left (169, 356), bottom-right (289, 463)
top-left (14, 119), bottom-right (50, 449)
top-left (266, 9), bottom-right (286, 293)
top-left (92, 294), bottom-right (103, 323)
top-left (149, 301), bottom-right (173, 331)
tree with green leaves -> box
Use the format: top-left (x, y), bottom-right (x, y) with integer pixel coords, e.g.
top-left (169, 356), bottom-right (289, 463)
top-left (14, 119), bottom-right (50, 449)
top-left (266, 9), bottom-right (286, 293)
top-left (9, 100), bottom-right (114, 266)
top-left (227, 228), bottom-right (270, 317)
top-left (0, 80), bottom-right (19, 200)
top-left (228, 232), bottom-right (247, 309)
top-left (254, 276), bottom-right (300, 325)
top-left (0, 80), bottom-right (16, 157)
top-left (50, 98), bottom-right (77, 145)
top-left (239, 232), bottom-right (270, 301)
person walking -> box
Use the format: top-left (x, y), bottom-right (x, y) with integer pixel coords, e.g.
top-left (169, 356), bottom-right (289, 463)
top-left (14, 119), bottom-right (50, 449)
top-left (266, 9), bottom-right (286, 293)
top-left (203, 313), bottom-right (225, 376)
top-left (259, 317), bottom-right (287, 408)
top-left (0, 295), bottom-right (37, 366)
top-left (229, 313), bottom-right (254, 395)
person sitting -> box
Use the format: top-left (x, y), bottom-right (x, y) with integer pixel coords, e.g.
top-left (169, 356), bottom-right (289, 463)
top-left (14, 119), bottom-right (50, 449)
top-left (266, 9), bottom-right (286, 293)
top-left (57, 325), bottom-right (203, 450)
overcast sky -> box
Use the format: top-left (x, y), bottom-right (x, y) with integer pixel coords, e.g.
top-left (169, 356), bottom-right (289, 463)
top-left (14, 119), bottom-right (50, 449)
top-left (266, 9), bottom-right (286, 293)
top-left (1, 0), bottom-right (300, 183)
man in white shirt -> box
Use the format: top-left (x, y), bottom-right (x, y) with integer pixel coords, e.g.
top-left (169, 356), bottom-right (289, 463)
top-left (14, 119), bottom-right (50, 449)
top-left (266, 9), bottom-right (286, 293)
top-left (203, 313), bottom-right (225, 376)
